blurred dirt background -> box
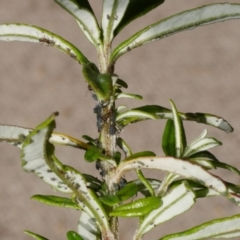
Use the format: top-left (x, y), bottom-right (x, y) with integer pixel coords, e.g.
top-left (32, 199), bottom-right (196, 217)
top-left (0, 0), bottom-right (240, 239)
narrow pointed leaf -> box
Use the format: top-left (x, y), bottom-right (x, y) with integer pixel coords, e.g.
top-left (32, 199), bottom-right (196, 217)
top-left (170, 100), bottom-right (186, 158)
top-left (102, 0), bottom-right (130, 42)
top-left (67, 231), bottom-right (84, 240)
top-left (116, 78), bottom-right (128, 88)
top-left (116, 105), bottom-right (233, 133)
top-left (162, 119), bottom-right (176, 157)
top-left (111, 3), bottom-right (240, 62)
top-left (183, 137), bottom-right (221, 158)
top-left (55, 0), bottom-right (102, 47)
top-left (0, 125), bottom-right (90, 150)
top-left (31, 195), bottom-right (80, 209)
top-left (116, 182), bottom-right (138, 201)
top-left (136, 182), bottom-right (195, 237)
top-left (188, 151), bottom-right (219, 169)
top-left (132, 178), bottom-right (162, 196)
top-left (161, 214), bottom-right (240, 240)
top-left (109, 196), bottom-right (162, 217)
top-left (123, 151), bottom-right (156, 161)
top-left (0, 24), bottom-right (89, 64)
top-left (114, 0), bottom-right (165, 36)
top-left (77, 211), bottom-right (100, 240)
top-left (116, 93), bottom-right (142, 100)
top-left (99, 195), bottom-right (120, 206)
top-left (215, 162), bottom-right (240, 176)
top-left (109, 157), bottom-right (227, 195)
top-left (24, 231), bottom-right (48, 240)
top-left (116, 137), bottom-right (132, 157)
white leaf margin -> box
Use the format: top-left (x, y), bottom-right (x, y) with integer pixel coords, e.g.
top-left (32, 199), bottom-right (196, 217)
top-left (161, 214), bottom-right (240, 240)
top-left (102, 0), bottom-right (129, 42)
top-left (0, 125), bottom-right (89, 149)
top-left (109, 156), bottom-right (227, 195)
top-left (78, 211), bottom-right (100, 240)
top-left (135, 182), bottom-right (195, 238)
top-left (0, 24), bottom-right (88, 64)
top-left (111, 3), bottom-right (240, 62)
top-left (55, 0), bottom-right (102, 47)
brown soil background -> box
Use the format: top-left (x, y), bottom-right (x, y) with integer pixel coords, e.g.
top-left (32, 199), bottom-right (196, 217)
top-left (0, 1), bottom-right (240, 239)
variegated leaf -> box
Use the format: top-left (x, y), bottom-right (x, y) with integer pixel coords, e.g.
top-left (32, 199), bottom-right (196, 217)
top-left (78, 211), bottom-right (100, 240)
top-left (111, 3), bottom-right (240, 63)
top-left (183, 137), bottom-right (222, 158)
top-left (21, 113), bottom-right (113, 239)
top-left (110, 156), bottom-right (227, 195)
top-left (55, 0), bottom-right (102, 47)
top-left (0, 125), bottom-right (89, 150)
top-left (102, 0), bottom-right (129, 42)
top-left (135, 182), bottom-right (195, 238)
top-left (161, 214), bottom-right (240, 240)
top-left (0, 24), bottom-right (88, 64)
top-left (116, 105), bottom-right (233, 133)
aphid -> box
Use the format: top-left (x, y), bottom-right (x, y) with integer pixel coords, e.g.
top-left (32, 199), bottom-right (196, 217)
top-left (39, 37), bottom-right (55, 46)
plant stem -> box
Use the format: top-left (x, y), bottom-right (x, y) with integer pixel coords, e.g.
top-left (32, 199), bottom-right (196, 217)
top-left (97, 44), bottom-right (119, 240)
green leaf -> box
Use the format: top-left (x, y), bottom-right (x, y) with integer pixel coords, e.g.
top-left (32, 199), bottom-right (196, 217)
top-left (55, 0), bottom-right (102, 47)
top-left (137, 169), bottom-right (155, 197)
top-left (99, 195), bottom-right (120, 206)
top-left (31, 195), bottom-right (80, 209)
top-left (123, 151), bottom-right (156, 161)
top-left (116, 105), bottom-right (233, 133)
top-left (111, 3), bottom-right (240, 63)
top-left (82, 135), bottom-right (96, 144)
top-left (82, 63), bottom-right (113, 102)
top-left (162, 119), bottom-right (176, 157)
top-left (0, 24), bottom-right (89, 64)
top-left (102, 0), bottom-right (130, 42)
top-left (66, 231), bottom-right (84, 240)
top-left (114, 0), bottom-right (165, 36)
top-left (135, 182), bottom-right (195, 238)
top-left (132, 178), bottom-right (162, 196)
top-left (116, 182), bottom-right (138, 201)
top-left (170, 100), bottom-right (187, 158)
top-left (116, 138), bottom-right (132, 157)
top-left (109, 196), bottom-right (162, 217)
top-left (84, 146), bottom-right (103, 162)
top-left (82, 174), bottom-right (102, 192)
top-left (160, 214), bottom-right (240, 240)
top-left (116, 78), bottom-right (128, 88)
top-left (99, 182), bottom-right (138, 206)
top-left (24, 231), bottom-right (49, 240)
top-left (114, 151), bottom-right (121, 165)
